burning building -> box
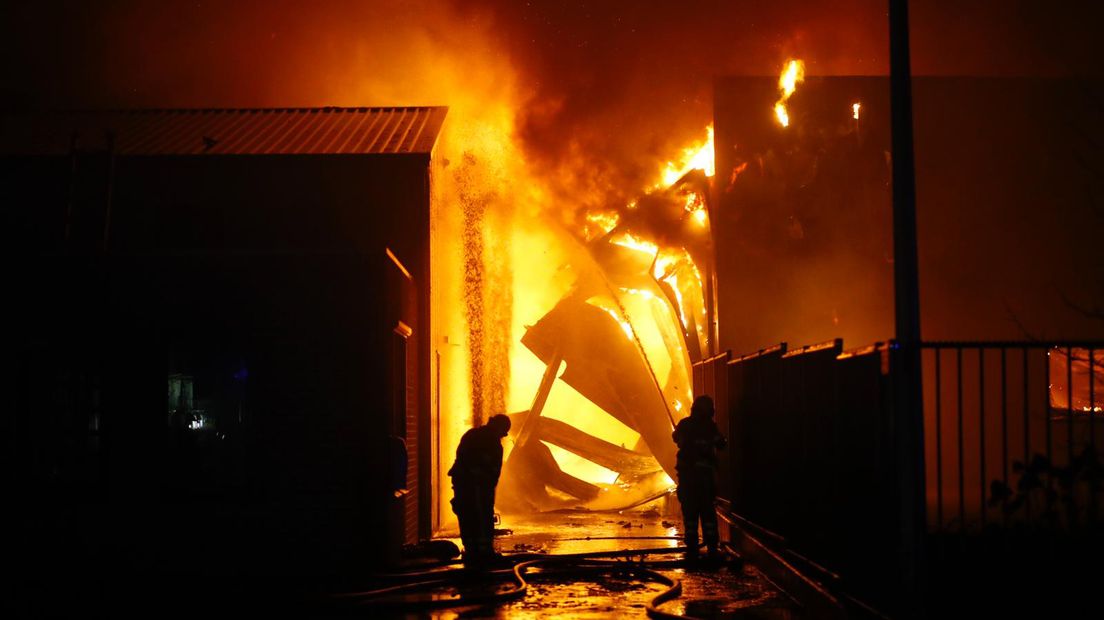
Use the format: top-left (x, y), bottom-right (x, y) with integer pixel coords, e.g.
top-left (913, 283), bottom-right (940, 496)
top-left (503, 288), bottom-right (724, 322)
top-left (495, 146), bottom-right (719, 512)
top-left (4, 45), bottom-right (1102, 618)
top-left (2, 100), bottom-right (722, 571)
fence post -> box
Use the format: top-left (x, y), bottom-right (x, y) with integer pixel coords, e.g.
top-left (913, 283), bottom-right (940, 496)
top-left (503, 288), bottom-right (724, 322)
top-left (889, 0), bottom-right (927, 612)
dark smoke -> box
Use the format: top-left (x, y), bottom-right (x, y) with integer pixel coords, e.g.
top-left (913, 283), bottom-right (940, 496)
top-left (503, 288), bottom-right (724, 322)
top-left (2, 1), bottom-right (1102, 346)
top-left (3, 1), bottom-right (1100, 201)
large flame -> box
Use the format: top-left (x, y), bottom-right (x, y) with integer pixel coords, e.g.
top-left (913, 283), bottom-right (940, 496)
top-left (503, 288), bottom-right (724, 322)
top-left (415, 13), bottom-right (719, 519)
top-left (497, 124), bottom-right (717, 508)
top-left (773, 59), bottom-right (805, 128)
top-left (660, 125), bottom-right (715, 187)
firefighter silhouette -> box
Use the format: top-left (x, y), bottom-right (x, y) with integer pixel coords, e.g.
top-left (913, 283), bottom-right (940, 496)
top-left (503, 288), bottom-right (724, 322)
top-left (672, 395), bottom-right (727, 558)
top-left (448, 414), bottom-right (511, 563)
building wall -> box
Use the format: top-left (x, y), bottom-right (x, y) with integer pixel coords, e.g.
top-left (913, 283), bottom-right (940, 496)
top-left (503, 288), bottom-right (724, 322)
top-left (3, 151), bottom-right (433, 607)
top-left (713, 76), bottom-right (1104, 355)
top-left (714, 76), bottom-right (895, 355)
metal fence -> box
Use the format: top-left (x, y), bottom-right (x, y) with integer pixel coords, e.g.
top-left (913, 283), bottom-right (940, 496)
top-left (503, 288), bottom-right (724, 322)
top-left (694, 339), bottom-right (1104, 612)
top-left (694, 340), bottom-right (901, 610)
top-left (921, 342), bottom-right (1104, 534)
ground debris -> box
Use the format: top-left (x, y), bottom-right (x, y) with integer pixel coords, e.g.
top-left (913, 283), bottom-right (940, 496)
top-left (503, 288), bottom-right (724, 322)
top-left (475, 511), bottom-right (799, 618)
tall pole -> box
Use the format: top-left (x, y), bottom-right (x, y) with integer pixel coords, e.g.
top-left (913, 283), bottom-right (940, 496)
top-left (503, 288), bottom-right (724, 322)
top-left (889, 0), bottom-right (926, 614)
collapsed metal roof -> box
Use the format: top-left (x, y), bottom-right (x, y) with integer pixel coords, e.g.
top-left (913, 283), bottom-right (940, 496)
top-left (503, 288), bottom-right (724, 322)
top-left (0, 106), bottom-right (448, 156)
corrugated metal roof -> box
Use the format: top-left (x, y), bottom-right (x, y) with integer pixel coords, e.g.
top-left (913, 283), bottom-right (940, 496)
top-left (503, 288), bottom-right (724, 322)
top-left (0, 107), bottom-right (448, 156)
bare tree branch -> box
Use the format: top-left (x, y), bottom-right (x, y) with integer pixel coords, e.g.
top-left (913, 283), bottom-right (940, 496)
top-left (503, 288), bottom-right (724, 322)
top-left (1060, 290), bottom-right (1104, 322)
top-left (1003, 299), bottom-right (1041, 340)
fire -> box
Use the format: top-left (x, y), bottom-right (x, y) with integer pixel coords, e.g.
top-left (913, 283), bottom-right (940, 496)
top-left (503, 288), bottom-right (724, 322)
top-left (683, 191), bottom-right (708, 228)
top-left (852, 102), bottom-right (861, 120)
top-left (530, 124), bottom-right (714, 503)
top-left (774, 59), bottom-right (805, 128)
top-left (779, 59), bottom-right (804, 97)
top-left (659, 125), bottom-right (715, 187)
top-left (416, 5), bottom-right (715, 527)
top-left (584, 210), bottom-right (621, 240)
top-left (621, 287), bottom-right (659, 301)
top-left (442, 117), bottom-right (717, 517)
top-left (611, 231), bottom-right (660, 257)
top-left (653, 247), bottom-right (706, 337)
top-left (774, 103), bottom-right (790, 128)
top-left (589, 300), bottom-right (635, 341)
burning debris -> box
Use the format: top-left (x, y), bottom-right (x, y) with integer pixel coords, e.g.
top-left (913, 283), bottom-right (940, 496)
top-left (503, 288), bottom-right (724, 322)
top-left (497, 128), bottom-right (719, 511)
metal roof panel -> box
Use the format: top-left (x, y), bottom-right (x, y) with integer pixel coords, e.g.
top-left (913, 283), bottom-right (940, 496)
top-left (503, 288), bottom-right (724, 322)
top-left (0, 107), bottom-right (448, 156)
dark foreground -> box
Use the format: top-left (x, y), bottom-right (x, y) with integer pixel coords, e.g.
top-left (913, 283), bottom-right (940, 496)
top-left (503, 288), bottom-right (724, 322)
top-left (331, 510), bottom-right (801, 619)
top-left (10, 507), bottom-right (800, 618)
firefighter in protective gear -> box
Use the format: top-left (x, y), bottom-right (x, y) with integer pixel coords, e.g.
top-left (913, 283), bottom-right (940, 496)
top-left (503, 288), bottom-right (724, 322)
top-left (448, 414), bottom-right (511, 563)
top-left (672, 395), bottom-right (727, 558)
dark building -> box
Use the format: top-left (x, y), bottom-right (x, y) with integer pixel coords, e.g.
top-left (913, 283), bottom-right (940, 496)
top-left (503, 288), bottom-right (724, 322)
top-left (713, 75), bottom-right (895, 353)
top-left (713, 76), bottom-right (1104, 353)
top-left (707, 77), bottom-right (1104, 614)
top-left (2, 107), bottom-right (446, 610)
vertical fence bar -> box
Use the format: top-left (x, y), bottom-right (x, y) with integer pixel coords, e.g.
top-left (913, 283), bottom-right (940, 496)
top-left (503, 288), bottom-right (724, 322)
top-left (1001, 347), bottom-right (1008, 526)
top-left (979, 347), bottom-right (986, 529)
top-left (1067, 346), bottom-right (1075, 474)
top-left (1091, 348), bottom-right (1097, 453)
top-left (936, 349), bottom-right (943, 531)
top-left (957, 347), bottom-right (965, 532)
top-left (1045, 348), bottom-right (1052, 517)
top-left (1091, 348), bottom-right (1097, 522)
top-left (888, 0), bottom-right (927, 604)
top-left (1023, 347), bottom-right (1032, 521)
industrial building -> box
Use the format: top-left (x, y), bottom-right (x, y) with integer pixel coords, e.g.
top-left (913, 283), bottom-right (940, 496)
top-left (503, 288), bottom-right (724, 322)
top-left (3, 107), bottom-right (446, 600)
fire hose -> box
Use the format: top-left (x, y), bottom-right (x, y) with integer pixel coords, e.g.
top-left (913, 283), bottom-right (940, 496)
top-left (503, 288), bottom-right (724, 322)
top-left (328, 543), bottom-right (734, 619)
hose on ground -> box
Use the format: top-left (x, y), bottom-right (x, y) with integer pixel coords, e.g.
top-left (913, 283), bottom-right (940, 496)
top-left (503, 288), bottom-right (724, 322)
top-left (329, 544), bottom-right (709, 618)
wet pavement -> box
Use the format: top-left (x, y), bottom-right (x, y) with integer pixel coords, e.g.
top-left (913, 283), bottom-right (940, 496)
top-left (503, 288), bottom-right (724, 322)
top-left (363, 509), bottom-right (803, 619)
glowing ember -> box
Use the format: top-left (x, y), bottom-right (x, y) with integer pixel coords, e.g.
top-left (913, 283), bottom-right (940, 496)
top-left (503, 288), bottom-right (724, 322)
top-left (773, 59), bottom-right (805, 128)
top-left (852, 102), bottom-right (861, 120)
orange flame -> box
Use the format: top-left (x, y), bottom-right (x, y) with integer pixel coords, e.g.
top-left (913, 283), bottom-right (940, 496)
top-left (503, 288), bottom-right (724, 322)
top-left (588, 299), bottom-right (635, 341)
top-left (682, 190), bottom-right (709, 228)
top-left (852, 102), bottom-right (861, 120)
top-left (774, 59), bottom-right (805, 128)
top-left (774, 103), bottom-right (790, 128)
top-left (611, 231), bottom-right (660, 257)
top-left (497, 124), bottom-right (716, 509)
top-left (584, 210), bottom-right (621, 240)
top-left (659, 125), bottom-right (715, 187)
